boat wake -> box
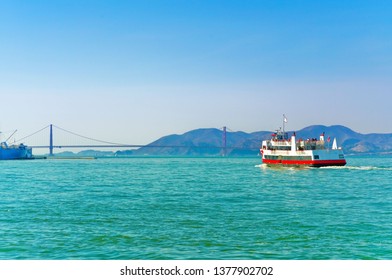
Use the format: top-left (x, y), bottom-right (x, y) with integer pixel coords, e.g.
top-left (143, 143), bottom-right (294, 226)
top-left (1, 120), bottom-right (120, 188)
top-left (255, 164), bottom-right (311, 171)
top-left (320, 165), bottom-right (392, 171)
top-left (256, 164), bottom-right (392, 171)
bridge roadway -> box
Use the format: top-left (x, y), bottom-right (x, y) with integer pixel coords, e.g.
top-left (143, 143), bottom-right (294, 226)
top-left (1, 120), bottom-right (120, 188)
top-left (18, 124), bottom-right (254, 154)
top-left (30, 144), bottom-right (226, 149)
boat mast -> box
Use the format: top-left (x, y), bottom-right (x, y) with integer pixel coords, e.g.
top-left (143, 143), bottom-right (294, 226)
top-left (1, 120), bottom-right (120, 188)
top-left (5, 130), bottom-right (17, 143)
top-left (283, 114), bottom-right (287, 134)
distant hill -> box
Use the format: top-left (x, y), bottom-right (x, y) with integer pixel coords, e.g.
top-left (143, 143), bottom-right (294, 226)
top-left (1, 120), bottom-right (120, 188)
top-left (296, 125), bottom-right (392, 154)
top-left (129, 125), bottom-right (392, 156)
top-left (132, 128), bottom-right (267, 156)
top-left (57, 125), bottom-right (391, 157)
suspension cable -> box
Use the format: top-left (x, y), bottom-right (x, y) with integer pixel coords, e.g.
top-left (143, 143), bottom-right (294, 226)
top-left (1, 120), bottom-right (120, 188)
top-left (13, 125), bottom-right (50, 144)
top-left (53, 125), bottom-right (129, 146)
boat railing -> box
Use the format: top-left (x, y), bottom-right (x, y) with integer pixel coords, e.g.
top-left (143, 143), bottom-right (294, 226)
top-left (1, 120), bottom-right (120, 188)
top-left (265, 138), bottom-right (327, 151)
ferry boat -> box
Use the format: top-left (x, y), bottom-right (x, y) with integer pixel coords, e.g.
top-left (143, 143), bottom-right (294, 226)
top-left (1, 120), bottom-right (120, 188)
top-left (260, 116), bottom-right (346, 167)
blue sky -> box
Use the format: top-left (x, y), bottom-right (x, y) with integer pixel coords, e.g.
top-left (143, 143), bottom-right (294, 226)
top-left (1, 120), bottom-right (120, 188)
top-left (1, 0), bottom-right (391, 145)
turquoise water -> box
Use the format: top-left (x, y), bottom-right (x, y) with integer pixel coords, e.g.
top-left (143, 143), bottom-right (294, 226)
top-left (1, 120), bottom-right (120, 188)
top-left (1, 156), bottom-right (391, 260)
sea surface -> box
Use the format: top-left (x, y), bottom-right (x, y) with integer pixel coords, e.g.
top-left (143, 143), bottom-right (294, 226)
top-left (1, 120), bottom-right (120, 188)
top-left (1, 156), bottom-right (391, 260)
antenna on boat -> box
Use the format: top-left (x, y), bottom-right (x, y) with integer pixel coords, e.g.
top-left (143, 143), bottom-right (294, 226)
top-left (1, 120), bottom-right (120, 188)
top-left (5, 130), bottom-right (17, 143)
top-left (283, 114), bottom-right (288, 133)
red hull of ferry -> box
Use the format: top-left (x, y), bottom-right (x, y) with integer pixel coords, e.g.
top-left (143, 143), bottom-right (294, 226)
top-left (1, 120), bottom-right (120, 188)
top-left (262, 158), bottom-right (347, 167)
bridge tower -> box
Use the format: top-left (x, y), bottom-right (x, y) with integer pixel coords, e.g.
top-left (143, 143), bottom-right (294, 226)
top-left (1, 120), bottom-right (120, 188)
top-left (49, 124), bottom-right (53, 156)
top-left (222, 126), bottom-right (227, 156)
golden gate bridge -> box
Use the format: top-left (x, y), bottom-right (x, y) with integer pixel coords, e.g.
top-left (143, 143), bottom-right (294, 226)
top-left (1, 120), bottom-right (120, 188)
top-left (11, 124), bottom-right (231, 156)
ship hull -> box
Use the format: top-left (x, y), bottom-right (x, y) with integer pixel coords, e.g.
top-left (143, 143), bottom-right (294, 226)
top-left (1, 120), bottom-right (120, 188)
top-left (261, 148), bottom-right (346, 167)
top-left (0, 146), bottom-right (33, 160)
top-left (262, 158), bottom-right (346, 167)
